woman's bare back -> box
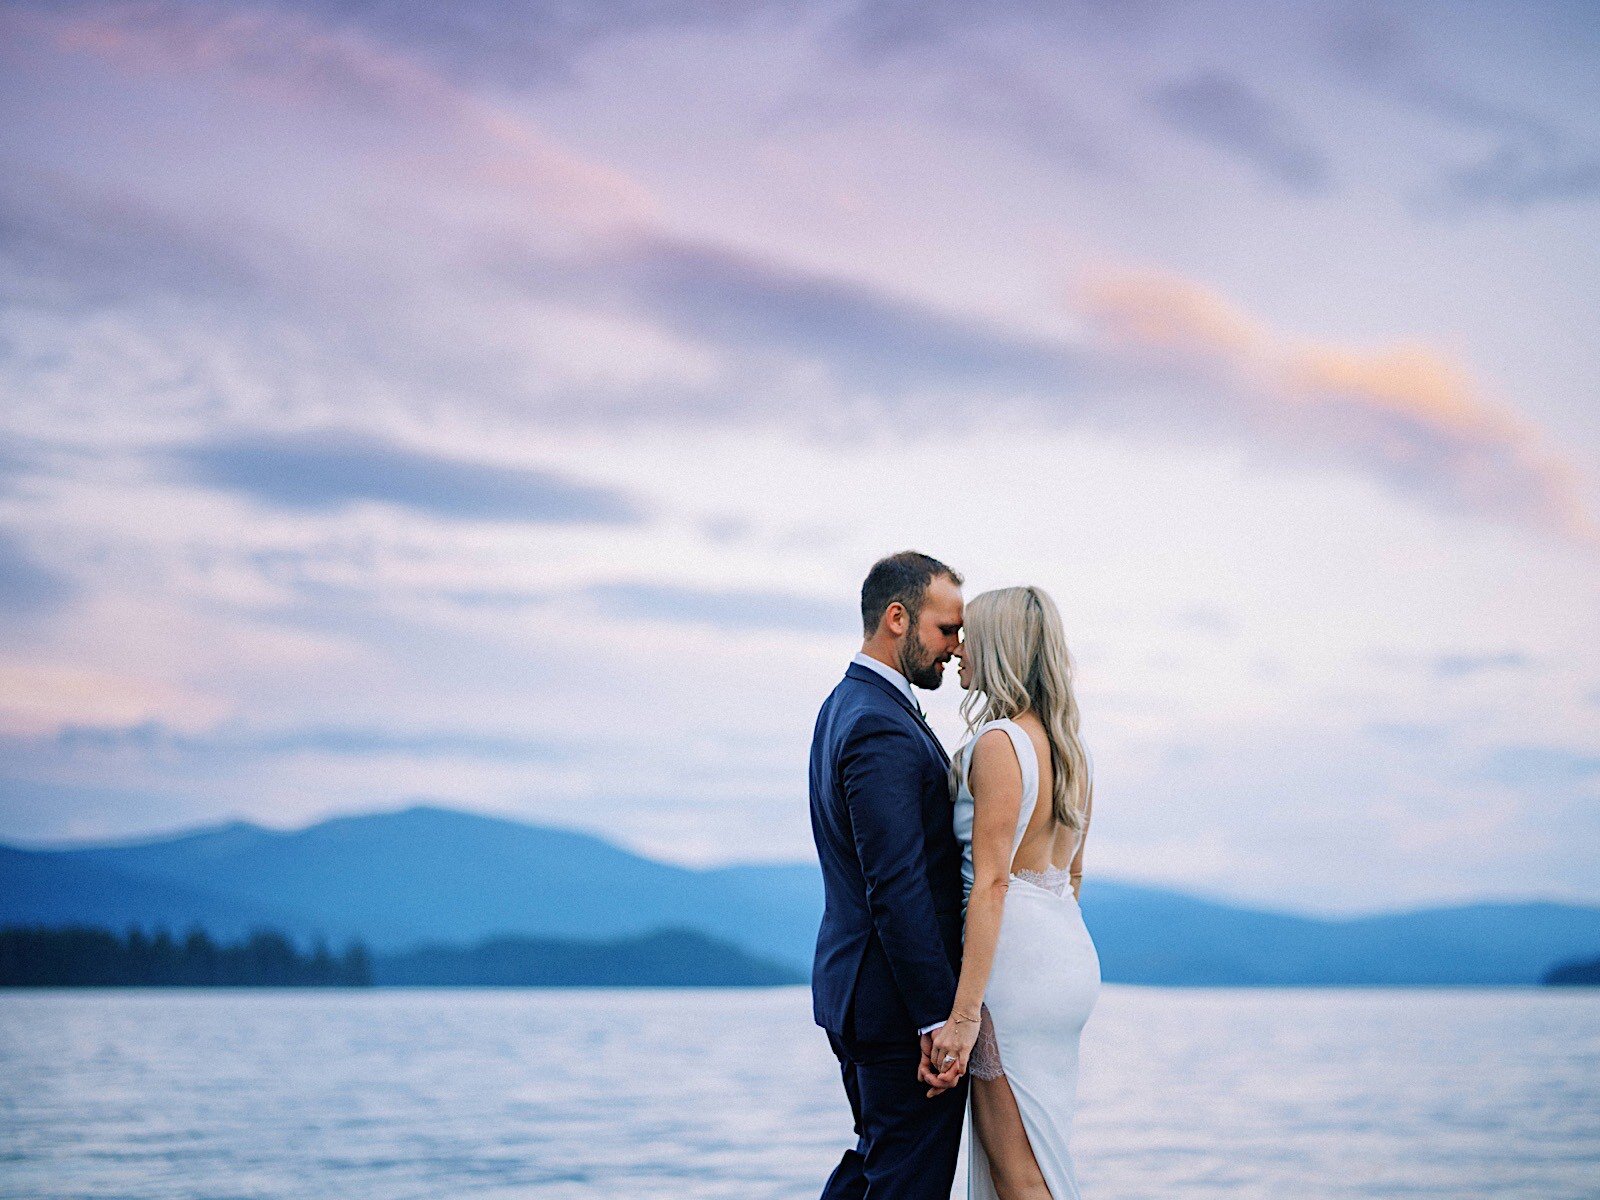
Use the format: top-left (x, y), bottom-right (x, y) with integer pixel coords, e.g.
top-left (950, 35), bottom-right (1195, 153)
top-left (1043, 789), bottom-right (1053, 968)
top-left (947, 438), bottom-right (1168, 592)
top-left (1007, 710), bottom-right (1077, 876)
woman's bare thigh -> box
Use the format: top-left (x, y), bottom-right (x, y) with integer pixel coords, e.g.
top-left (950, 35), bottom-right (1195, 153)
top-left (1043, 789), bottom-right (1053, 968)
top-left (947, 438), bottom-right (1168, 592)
top-left (971, 1073), bottom-right (1051, 1198)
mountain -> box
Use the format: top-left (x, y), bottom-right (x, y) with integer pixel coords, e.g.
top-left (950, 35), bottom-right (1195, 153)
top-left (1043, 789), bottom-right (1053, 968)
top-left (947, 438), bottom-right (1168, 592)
top-left (373, 928), bottom-right (803, 987)
top-left (6, 803), bottom-right (1600, 986)
top-left (8, 805), bottom-right (820, 958)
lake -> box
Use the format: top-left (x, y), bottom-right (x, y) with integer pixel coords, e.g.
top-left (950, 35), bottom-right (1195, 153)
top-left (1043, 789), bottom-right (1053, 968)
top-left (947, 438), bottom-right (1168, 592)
top-left (1, 986), bottom-right (1596, 1199)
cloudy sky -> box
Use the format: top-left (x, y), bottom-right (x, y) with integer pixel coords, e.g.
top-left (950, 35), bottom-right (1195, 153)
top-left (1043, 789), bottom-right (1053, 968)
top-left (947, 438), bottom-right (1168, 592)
top-left (2, 0), bottom-right (1596, 913)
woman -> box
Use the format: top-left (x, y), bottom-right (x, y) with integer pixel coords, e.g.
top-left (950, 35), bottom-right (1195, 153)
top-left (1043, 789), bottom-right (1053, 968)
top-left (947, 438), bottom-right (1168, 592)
top-left (927, 585), bottom-right (1100, 1199)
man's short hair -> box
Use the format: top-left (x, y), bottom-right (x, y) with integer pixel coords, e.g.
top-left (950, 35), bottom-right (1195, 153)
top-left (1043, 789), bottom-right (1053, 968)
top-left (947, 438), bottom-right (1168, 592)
top-left (860, 551), bottom-right (962, 637)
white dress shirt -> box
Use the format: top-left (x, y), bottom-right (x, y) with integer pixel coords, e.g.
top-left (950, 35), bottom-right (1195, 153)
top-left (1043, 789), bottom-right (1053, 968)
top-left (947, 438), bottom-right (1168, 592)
top-left (851, 652), bottom-right (946, 1038)
top-left (851, 651), bottom-right (916, 707)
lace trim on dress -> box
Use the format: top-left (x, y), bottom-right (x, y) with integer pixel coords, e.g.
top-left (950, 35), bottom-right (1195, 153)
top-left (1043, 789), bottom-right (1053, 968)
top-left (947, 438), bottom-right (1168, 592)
top-left (1012, 864), bottom-right (1073, 897)
top-left (968, 1002), bottom-right (1004, 1080)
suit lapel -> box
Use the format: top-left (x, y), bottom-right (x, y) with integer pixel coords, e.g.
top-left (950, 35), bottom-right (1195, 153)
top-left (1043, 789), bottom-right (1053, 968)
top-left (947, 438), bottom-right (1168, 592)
top-left (845, 664), bottom-right (951, 768)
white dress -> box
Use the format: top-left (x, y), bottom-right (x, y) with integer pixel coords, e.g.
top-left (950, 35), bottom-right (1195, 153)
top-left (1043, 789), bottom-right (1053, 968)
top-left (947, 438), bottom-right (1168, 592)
top-left (952, 718), bottom-right (1101, 1200)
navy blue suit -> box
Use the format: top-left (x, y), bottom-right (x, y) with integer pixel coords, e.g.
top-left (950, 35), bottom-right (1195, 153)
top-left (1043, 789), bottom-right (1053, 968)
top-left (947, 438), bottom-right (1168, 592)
top-left (810, 662), bottom-right (967, 1199)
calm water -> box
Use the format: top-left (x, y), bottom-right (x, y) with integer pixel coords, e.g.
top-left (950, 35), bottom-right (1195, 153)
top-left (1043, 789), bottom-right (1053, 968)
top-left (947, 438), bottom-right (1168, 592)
top-left (1, 986), bottom-right (1596, 1199)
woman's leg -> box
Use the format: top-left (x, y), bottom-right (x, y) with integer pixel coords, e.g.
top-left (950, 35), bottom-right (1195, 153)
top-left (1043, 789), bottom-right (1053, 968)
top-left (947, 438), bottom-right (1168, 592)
top-left (971, 1074), bottom-right (1053, 1200)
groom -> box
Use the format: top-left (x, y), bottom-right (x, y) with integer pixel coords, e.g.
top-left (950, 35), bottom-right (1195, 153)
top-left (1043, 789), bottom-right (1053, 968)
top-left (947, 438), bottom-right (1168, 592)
top-left (810, 551), bottom-right (968, 1199)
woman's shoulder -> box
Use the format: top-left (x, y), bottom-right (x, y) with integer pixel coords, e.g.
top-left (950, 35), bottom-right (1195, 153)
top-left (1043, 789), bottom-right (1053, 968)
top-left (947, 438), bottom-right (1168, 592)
top-left (962, 716), bottom-right (1016, 746)
top-left (973, 714), bottom-right (1026, 735)
top-left (1007, 708), bottom-right (1046, 736)
top-left (968, 716), bottom-right (1045, 789)
top-left (974, 713), bottom-right (1041, 745)
top-left (967, 721), bottom-right (1025, 769)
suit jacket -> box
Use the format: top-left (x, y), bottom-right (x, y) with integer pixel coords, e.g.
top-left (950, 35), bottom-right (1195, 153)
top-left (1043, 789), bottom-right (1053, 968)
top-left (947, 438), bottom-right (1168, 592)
top-left (809, 662), bottom-right (964, 1042)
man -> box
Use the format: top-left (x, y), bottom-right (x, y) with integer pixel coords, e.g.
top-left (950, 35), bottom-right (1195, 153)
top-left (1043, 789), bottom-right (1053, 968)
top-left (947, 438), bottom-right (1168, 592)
top-left (810, 551), bottom-right (968, 1199)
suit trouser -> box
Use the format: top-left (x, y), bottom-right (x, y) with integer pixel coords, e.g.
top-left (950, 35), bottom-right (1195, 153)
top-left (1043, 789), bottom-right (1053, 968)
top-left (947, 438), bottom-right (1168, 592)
top-left (821, 1027), bottom-right (969, 1200)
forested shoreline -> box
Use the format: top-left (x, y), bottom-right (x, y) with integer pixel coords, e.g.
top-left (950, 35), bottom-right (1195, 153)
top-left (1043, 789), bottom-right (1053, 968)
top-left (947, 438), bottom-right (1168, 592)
top-left (0, 922), bottom-right (796, 988)
top-left (6, 918), bottom-right (1594, 991)
top-left (1543, 956), bottom-right (1600, 986)
top-left (0, 924), bottom-right (373, 987)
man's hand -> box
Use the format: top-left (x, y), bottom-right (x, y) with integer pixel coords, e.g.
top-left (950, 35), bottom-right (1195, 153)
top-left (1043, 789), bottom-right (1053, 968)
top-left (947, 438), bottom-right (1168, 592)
top-left (917, 1031), bottom-right (962, 1096)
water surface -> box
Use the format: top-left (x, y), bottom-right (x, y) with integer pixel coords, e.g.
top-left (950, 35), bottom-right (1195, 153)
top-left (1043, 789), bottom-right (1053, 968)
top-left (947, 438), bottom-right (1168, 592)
top-left (1, 986), bottom-right (1595, 1198)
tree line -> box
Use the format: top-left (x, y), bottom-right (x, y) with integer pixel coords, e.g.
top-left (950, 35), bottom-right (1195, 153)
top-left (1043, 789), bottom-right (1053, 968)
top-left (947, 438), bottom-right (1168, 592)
top-left (1544, 956), bottom-right (1600, 986)
top-left (0, 924), bottom-right (373, 987)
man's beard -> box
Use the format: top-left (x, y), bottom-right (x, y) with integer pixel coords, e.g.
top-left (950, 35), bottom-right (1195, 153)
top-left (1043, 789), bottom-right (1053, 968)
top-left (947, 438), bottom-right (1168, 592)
top-left (898, 628), bottom-right (944, 690)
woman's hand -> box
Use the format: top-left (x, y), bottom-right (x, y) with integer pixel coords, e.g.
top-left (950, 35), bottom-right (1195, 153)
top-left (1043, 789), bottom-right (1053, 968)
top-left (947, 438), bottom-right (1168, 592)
top-left (924, 1009), bottom-right (981, 1096)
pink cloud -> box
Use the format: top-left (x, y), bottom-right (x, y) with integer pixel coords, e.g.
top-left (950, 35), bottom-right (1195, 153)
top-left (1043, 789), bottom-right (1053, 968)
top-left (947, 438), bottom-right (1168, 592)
top-left (1082, 267), bottom-right (1598, 548)
top-left (9, 1), bottom-right (654, 228)
top-left (0, 662), bottom-right (229, 738)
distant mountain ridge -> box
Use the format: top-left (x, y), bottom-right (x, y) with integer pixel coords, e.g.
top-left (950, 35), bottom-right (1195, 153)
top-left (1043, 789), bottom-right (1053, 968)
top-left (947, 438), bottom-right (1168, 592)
top-left (5, 803), bottom-right (1599, 986)
top-left (2, 805), bottom-right (819, 962)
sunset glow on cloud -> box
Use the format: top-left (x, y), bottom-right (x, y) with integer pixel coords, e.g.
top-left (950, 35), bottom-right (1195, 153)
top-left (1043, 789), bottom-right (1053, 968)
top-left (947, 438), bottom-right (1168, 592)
top-left (1081, 266), bottom-right (1599, 545)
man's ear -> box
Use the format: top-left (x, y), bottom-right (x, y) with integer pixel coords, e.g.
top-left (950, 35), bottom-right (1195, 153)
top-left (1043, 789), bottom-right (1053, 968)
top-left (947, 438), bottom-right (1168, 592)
top-left (884, 601), bottom-right (909, 637)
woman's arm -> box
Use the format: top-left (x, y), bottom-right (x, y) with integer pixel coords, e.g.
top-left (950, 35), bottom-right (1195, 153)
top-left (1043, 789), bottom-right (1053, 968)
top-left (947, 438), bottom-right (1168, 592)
top-left (927, 728), bottom-right (1022, 1088)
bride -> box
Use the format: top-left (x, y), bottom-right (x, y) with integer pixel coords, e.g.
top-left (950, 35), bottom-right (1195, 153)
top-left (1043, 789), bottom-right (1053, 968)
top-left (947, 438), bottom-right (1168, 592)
top-left (924, 585), bottom-right (1101, 1199)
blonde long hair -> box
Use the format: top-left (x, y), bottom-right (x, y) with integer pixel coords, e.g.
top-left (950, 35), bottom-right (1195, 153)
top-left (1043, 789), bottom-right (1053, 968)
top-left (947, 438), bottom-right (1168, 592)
top-left (958, 586), bottom-right (1092, 831)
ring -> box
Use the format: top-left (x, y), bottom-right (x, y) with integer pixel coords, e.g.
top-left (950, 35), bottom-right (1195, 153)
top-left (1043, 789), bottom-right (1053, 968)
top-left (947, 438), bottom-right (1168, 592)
top-left (942, 1054), bottom-right (956, 1064)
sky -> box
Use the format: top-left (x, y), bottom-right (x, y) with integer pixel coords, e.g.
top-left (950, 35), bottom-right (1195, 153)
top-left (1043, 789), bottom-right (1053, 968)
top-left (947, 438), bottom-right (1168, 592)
top-left (1, 0), bottom-right (1597, 914)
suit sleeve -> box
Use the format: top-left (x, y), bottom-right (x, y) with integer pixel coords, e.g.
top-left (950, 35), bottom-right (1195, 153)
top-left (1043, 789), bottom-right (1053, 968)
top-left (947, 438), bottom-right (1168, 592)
top-left (839, 712), bottom-right (957, 1031)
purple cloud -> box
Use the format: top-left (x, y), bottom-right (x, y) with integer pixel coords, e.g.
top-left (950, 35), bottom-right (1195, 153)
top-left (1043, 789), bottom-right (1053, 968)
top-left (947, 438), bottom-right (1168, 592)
top-left (174, 431), bottom-right (648, 525)
top-left (1150, 71), bottom-right (1331, 192)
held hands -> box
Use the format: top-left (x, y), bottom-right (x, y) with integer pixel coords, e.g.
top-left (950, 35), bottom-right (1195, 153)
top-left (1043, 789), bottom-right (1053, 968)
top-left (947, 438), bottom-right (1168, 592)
top-left (918, 1010), bottom-right (981, 1098)
top-left (917, 1031), bottom-right (959, 1095)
